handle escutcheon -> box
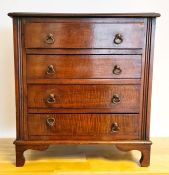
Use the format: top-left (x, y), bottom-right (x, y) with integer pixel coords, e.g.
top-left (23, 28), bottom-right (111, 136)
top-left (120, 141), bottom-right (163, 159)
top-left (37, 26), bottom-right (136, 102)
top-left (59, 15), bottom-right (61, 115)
top-left (114, 33), bottom-right (123, 45)
top-left (46, 94), bottom-right (56, 104)
top-left (46, 117), bottom-right (55, 127)
top-left (111, 122), bottom-right (120, 133)
top-left (111, 94), bottom-right (120, 104)
top-left (45, 33), bottom-right (55, 44)
top-left (113, 65), bottom-right (122, 75)
top-left (46, 65), bottom-right (55, 75)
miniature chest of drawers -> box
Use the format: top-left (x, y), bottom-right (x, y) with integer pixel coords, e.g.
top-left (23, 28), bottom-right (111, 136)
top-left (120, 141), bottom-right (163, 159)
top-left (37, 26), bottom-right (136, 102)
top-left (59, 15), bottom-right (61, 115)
top-left (8, 12), bottom-right (160, 167)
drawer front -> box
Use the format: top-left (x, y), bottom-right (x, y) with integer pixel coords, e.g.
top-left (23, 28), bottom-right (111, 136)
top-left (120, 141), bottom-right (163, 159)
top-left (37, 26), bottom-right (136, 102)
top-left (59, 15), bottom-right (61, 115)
top-left (28, 114), bottom-right (139, 140)
top-left (25, 22), bottom-right (145, 48)
top-left (27, 55), bottom-right (141, 79)
top-left (27, 85), bottom-right (140, 113)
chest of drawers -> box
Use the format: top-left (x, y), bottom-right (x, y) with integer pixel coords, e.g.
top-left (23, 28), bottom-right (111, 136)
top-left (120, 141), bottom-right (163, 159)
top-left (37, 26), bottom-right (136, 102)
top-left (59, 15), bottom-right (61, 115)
top-left (8, 12), bottom-right (160, 167)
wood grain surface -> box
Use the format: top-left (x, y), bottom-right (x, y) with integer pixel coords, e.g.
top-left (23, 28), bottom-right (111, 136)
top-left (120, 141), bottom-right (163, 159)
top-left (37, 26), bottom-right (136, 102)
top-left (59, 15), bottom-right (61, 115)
top-left (9, 13), bottom-right (159, 166)
top-left (27, 55), bottom-right (142, 79)
top-left (24, 22), bottom-right (145, 48)
top-left (27, 84), bottom-right (140, 113)
top-left (28, 114), bottom-right (139, 140)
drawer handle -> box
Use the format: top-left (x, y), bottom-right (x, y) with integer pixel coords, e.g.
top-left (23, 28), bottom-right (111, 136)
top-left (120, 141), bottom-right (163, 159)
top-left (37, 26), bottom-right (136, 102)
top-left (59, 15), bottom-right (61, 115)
top-left (45, 33), bottom-right (55, 44)
top-left (114, 33), bottom-right (123, 45)
top-left (46, 94), bottom-right (56, 104)
top-left (46, 117), bottom-right (55, 127)
top-left (113, 65), bottom-right (122, 75)
top-left (111, 94), bottom-right (120, 104)
top-left (46, 65), bottom-right (55, 75)
top-left (111, 122), bottom-right (120, 133)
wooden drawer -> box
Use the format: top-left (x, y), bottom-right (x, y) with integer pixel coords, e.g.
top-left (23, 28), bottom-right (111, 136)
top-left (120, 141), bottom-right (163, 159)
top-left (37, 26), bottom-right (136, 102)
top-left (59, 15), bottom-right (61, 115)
top-left (24, 22), bottom-right (145, 49)
top-left (28, 114), bottom-right (139, 140)
top-left (27, 85), bottom-right (140, 113)
top-left (27, 55), bottom-right (141, 79)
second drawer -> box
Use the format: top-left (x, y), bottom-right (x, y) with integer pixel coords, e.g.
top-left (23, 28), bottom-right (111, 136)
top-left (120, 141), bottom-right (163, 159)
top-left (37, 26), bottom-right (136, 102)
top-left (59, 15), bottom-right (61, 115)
top-left (27, 55), bottom-right (141, 79)
top-left (27, 84), bottom-right (140, 113)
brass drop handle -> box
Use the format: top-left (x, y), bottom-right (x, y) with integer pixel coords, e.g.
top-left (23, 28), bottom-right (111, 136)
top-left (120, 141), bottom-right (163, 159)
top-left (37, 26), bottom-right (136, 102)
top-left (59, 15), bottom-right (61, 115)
top-left (46, 94), bottom-right (56, 104)
top-left (45, 33), bottom-right (55, 44)
top-left (113, 65), bottom-right (122, 75)
top-left (114, 33), bottom-right (123, 45)
top-left (46, 117), bottom-right (55, 127)
top-left (111, 122), bottom-right (120, 133)
top-left (46, 65), bottom-right (55, 75)
top-left (111, 94), bottom-right (120, 104)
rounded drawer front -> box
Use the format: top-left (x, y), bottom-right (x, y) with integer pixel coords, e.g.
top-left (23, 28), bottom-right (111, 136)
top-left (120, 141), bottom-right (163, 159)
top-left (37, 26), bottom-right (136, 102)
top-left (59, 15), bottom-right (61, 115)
top-left (27, 84), bottom-right (140, 113)
top-left (28, 114), bottom-right (140, 140)
top-left (27, 55), bottom-right (141, 79)
top-left (24, 22), bottom-right (145, 49)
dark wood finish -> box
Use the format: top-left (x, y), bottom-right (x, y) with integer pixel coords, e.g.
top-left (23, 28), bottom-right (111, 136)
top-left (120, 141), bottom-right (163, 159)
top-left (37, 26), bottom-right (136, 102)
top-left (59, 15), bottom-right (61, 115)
top-left (14, 139), bottom-right (151, 167)
top-left (28, 107), bottom-right (140, 114)
top-left (145, 19), bottom-right (156, 140)
top-left (15, 140), bottom-right (152, 145)
top-left (9, 13), bottom-right (159, 167)
top-left (12, 17), bottom-right (26, 140)
top-left (8, 12), bottom-right (160, 17)
top-left (27, 55), bottom-right (141, 79)
top-left (25, 22), bottom-right (145, 49)
top-left (27, 79), bottom-right (141, 85)
top-left (116, 143), bottom-right (151, 167)
top-left (27, 84), bottom-right (140, 113)
top-left (15, 144), bottom-right (49, 167)
top-left (26, 48), bottom-right (143, 55)
top-left (28, 114), bottom-right (139, 140)
top-left (23, 17), bottom-right (146, 25)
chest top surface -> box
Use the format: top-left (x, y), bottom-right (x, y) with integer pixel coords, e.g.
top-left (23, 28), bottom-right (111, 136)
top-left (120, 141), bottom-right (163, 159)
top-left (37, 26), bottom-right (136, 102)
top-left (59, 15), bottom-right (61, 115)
top-left (8, 12), bottom-right (160, 17)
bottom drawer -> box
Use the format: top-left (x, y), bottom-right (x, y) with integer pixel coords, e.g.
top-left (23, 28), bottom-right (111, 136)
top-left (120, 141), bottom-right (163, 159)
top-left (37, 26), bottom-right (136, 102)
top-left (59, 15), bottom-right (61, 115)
top-left (28, 114), bottom-right (139, 140)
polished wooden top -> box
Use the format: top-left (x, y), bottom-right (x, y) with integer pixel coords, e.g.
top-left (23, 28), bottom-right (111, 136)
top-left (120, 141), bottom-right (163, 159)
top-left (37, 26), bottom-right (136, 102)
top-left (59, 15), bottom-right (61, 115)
top-left (8, 12), bottom-right (161, 18)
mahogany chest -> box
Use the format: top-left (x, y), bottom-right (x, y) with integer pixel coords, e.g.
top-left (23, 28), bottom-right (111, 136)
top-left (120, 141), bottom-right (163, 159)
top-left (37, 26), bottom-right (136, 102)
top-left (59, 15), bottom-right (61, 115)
top-left (8, 12), bottom-right (160, 167)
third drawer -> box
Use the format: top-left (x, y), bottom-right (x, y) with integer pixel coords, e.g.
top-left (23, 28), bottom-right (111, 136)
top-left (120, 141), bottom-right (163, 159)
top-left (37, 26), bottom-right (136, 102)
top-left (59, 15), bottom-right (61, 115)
top-left (27, 84), bottom-right (140, 113)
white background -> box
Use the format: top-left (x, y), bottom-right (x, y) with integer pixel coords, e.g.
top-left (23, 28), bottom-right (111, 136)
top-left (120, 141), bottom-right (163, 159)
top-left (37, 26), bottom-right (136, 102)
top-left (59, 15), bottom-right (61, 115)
top-left (0, 0), bottom-right (169, 138)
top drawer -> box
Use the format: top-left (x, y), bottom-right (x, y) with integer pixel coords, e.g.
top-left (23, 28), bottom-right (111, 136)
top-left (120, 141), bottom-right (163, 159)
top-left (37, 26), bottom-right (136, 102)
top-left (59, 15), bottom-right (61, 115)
top-left (24, 22), bottom-right (145, 49)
